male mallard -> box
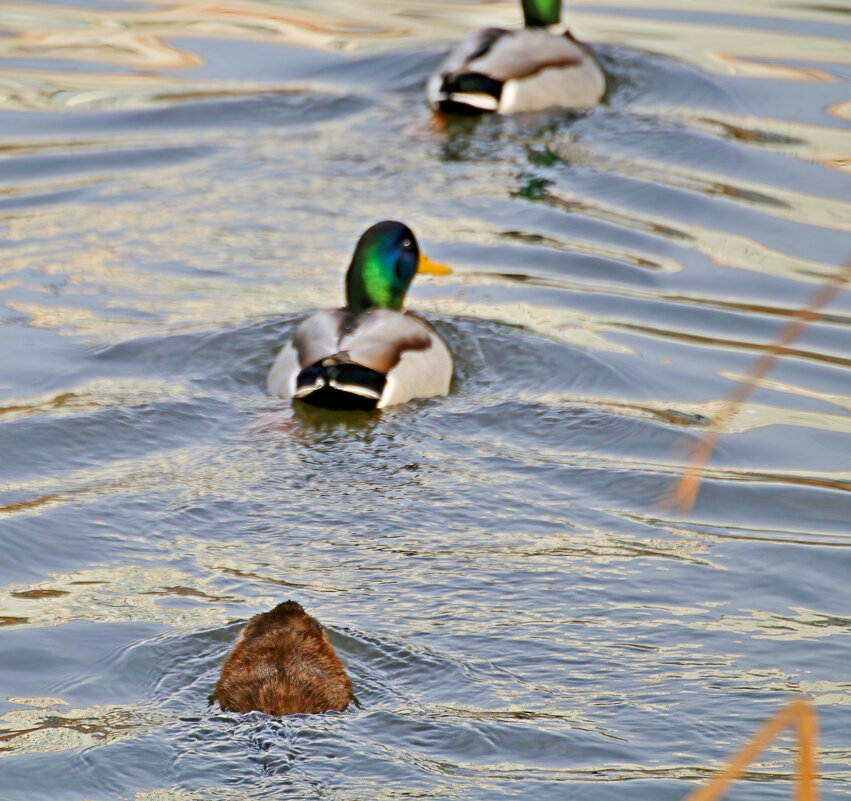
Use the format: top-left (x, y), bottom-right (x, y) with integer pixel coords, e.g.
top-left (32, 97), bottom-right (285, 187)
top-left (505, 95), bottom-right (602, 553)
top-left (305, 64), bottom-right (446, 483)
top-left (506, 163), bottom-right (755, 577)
top-left (426, 0), bottom-right (605, 114)
top-left (267, 221), bottom-right (452, 410)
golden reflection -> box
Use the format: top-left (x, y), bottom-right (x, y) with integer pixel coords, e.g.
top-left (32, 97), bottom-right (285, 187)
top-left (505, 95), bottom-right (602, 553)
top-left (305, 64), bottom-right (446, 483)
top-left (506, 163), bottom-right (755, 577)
top-left (5, 300), bottom-right (139, 338)
top-left (718, 372), bottom-right (851, 415)
top-left (645, 107), bottom-right (851, 176)
top-left (0, 68), bottom-right (342, 112)
top-left (498, 228), bottom-right (684, 274)
top-left (710, 57), bottom-right (832, 83)
top-left (10, 588), bottom-right (69, 599)
top-left (539, 393), bottom-right (851, 438)
top-left (0, 1), bottom-right (363, 70)
top-left (797, 681), bottom-right (851, 708)
top-left (551, 138), bottom-right (851, 233)
top-left (538, 185), bottom-right (846, 285)
top-left (654, 519), bottom-right (843, 546)
top-left (172, 521), bottom-right (719, 605)
top-left (706, 607), bottom-right (849, 640)
top-left (0, 697), bottom-right (168, 759)
top-left (468, 256), bottom-right (851, 331)
top-left (0, 154), bottom-right (349, 340)
top-left (422, 703), bottom-right (605, 728)
top-left (574, 10), bottom-right (848, 79)
top-left (585, 0), bottom-right (846, 25)
top-left (2, 397), bottom-right (849, 536)
top-left (0, 493), bottom-right (72, 518)
top-left (436, 295), bottom-right (636, 354)
top-left (0, 378), bottom-right (190, 423)
top-left (515, 437), bottom-right (850, 498)
top-left (0, 0), bottom-right (513, 111)
top-left (827, 100), bottom-right (851, 122)
top-left (0, 0), bottom-right (514, 64)
top-left (643, 664), bottom-right (785, 687)
top-left (0, 0), bottom-right (846, 115)
top-left (0, 441), bottom-right (325, 521)
top-left (819, 158), bottom-right (850, 175)
top-left (0, 565), bottom-right (242, 630)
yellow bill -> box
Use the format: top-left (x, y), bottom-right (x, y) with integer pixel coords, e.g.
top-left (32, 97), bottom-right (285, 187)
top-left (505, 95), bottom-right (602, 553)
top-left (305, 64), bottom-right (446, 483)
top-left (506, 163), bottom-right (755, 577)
top-left (418, 253), bottom-right (452, 275)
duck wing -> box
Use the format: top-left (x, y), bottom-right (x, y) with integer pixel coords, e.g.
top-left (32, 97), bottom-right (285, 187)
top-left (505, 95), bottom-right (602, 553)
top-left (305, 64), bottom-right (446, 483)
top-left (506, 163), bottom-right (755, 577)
top-left (427, 27), bottom-right (511, 112)
top-left (428, 28), bottom-right (603, 113)
top-left (472, 29), bottom-right (585, 80)
top-left (267, 309), bottom-right (347, 398)
top-left (267, 309), bottom-right (452, 408)
top-left (336, 309), bottom-right (434, 374)
top-left (292, 309), bottom-right (350, 367)
top-left (375, 313), bottom-right (452, 408)
top-left (336, 309), bottom-right (452, 408)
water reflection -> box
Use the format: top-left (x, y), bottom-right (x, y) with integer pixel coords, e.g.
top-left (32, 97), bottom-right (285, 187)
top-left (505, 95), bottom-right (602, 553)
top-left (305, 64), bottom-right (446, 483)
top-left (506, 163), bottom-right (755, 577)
top-left (0, 565), bottom-right (241, 629)
top-left (0, 0), bottom-right (848, 112)
top-left (654, 107), bottom-right (851, 170)
top-left (0, 698), bottom-right (168, 759)
top-left (0, 0), bottom-right (850, 800)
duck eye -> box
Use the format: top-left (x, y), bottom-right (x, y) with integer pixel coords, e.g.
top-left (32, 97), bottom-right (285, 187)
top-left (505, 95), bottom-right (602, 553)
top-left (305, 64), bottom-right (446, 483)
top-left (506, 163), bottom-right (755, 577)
top-left (401, 238), bottom-right (413, 250)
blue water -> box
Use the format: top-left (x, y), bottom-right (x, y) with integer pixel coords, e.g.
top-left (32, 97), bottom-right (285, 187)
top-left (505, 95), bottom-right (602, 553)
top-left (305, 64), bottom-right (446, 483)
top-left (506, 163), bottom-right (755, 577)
top-left (0, 1), bottom-right (849, 799)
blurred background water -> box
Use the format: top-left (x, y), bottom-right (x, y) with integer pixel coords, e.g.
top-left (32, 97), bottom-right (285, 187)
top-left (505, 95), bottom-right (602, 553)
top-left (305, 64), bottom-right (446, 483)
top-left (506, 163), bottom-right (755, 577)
top-left (0, 1), bottom-right (849, 799)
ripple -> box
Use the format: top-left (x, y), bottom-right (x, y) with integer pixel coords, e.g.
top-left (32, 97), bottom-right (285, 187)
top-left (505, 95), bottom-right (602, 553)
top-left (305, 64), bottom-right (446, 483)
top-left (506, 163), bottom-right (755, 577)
top-left (0, 1), bottom-right (850, 800)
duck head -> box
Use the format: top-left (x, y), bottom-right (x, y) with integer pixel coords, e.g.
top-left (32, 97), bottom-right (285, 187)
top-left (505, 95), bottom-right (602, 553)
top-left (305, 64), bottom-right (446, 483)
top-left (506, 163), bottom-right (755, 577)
top-left (522, 0), bottom-right (561, 27)
top-left (345, 221), bottom-right (450, 313)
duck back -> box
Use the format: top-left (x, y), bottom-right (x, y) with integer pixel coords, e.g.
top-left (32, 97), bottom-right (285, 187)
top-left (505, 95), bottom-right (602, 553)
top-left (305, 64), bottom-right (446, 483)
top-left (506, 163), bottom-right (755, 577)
top-left (267, 308), bottom-right (452, 409)
top-left (427, 27), bottom-right (605, 114)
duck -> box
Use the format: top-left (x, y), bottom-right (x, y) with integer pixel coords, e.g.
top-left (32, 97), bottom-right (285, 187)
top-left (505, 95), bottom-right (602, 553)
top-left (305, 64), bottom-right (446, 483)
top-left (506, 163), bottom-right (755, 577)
top-left (267, 221), bottom-right (453, 410)
top-left (426, 0), bottom-right (605, 115)
top-left (214, 601), bottom-right (354, 716)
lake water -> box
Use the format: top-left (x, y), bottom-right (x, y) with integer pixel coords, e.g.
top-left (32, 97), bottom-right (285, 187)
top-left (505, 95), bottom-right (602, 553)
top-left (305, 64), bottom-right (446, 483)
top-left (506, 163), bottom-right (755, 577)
top-left (0, 1), bottom-right (849, 799)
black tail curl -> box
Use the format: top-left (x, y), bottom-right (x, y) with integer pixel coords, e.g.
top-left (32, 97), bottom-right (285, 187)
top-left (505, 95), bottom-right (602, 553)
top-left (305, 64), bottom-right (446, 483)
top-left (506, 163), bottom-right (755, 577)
top-left (438, 72), bottom-right (504, 114)
top-left (295, 362), bottom-right (386, 410)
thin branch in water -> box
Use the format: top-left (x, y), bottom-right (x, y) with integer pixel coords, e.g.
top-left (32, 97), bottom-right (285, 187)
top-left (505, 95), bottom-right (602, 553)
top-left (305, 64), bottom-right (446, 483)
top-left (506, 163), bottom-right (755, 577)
top-left (669, 260), bottom-right (851, 513)
top-left (682, 698), bottom-right (819, 801)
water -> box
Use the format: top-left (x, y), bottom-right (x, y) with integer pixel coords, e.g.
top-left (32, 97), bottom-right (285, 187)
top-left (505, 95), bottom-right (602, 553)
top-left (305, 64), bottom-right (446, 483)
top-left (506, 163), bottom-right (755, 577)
top-left (0, 1), bottom-right (849, 799)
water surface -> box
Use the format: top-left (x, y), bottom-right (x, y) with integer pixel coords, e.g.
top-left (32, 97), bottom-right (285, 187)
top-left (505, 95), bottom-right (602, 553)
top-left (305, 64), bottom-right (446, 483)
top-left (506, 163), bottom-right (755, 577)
top-left (0, 1), bottom-right (849, 799)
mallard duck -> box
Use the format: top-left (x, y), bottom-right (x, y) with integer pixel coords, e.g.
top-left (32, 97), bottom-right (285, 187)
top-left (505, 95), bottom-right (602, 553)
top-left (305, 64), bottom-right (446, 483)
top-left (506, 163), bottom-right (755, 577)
top-left (426, 0), bottom-right (605, 114)
top-left (215, 601), bottom-right (353, 716)
top-left (267, 221), bottom-right (453, 410)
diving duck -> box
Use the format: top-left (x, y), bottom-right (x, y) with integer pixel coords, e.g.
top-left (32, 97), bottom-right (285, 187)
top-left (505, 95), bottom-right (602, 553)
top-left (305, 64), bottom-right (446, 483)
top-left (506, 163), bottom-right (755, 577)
top-left (426, 0), bottom-right (605, 114)
top-left (215, 601), bottom-right (353, 716)
top-left (267, 221), bottom-right (453, 410)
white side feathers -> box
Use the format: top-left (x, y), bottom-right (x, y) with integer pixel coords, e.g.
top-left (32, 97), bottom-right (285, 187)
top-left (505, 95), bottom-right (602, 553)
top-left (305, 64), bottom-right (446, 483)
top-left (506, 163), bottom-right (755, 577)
top-left (442, 92), bottom-right (500, 111)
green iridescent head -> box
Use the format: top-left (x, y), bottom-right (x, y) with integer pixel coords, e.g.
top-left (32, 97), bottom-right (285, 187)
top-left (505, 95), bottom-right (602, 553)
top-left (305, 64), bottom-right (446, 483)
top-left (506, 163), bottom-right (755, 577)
top-left (522, 0), bottom-right (561, 27)
top-left (345, 221), bottom-right (450, 313)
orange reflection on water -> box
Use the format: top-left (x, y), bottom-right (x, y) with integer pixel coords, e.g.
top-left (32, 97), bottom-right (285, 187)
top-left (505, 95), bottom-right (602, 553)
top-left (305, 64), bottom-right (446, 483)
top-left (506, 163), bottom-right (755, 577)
top-left (0, 0), bottom-right (505, 72)
top-left (648, 108), bottom-right (851, 176)
top-left (827, 99), bottom-right (851, 122)
top-left (574, 10), bottom-right (849, 79)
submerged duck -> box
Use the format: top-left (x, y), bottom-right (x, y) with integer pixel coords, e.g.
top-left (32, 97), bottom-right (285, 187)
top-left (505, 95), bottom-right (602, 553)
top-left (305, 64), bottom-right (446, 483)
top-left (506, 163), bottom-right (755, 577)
top-left (215, 601), bottom-right (353, 716)
top-left (427, 0), bottom-right (605, 115)
top-left (267, 221), bottom-right (453, 410)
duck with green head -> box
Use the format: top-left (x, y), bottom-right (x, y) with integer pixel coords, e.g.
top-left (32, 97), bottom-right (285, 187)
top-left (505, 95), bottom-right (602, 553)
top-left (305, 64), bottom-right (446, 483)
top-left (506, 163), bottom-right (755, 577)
top-left (426, 0), bottom-right (605, 114)
top-left (267, 221), bottom-right (453, 410)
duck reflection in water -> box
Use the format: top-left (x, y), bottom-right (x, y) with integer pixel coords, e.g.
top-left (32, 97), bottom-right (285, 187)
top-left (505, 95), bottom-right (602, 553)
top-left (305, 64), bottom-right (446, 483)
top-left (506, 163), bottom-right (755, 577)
top-left (215, 601), bottom-right (353, 715)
